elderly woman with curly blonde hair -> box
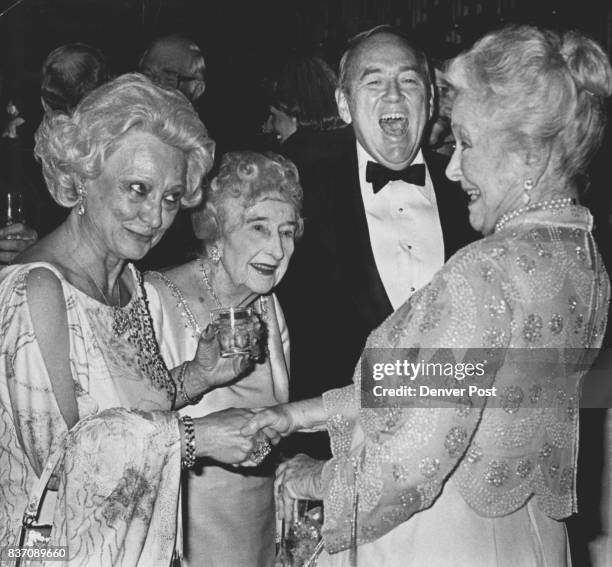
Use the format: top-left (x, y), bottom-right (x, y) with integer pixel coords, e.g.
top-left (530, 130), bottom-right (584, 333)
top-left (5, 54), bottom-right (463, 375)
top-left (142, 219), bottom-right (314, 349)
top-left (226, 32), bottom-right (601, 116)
top-left (0, 74), bottom-right (272, 566)
top-left (146, 150), bottom-right (303, 566)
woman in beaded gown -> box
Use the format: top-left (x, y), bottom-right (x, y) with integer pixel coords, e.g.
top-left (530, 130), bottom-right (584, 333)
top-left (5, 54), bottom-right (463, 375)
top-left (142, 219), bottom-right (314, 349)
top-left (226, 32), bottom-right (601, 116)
top-left (0, 74), bottom-right (273, 567)
top-left (145, 151), bottom-right (302, 567)
top-left (243, 25), bottom-right (612, 566)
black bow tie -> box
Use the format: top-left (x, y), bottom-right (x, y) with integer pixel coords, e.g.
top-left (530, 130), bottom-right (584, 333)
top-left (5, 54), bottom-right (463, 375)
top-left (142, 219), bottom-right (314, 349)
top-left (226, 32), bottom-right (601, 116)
top-left (366, 161), bottom-right (426, 193)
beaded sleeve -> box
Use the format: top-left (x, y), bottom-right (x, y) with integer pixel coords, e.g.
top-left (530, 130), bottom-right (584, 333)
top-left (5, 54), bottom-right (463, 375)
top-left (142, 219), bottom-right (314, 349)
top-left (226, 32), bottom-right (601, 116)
top-left (320, 216), bottom-right (609, 554)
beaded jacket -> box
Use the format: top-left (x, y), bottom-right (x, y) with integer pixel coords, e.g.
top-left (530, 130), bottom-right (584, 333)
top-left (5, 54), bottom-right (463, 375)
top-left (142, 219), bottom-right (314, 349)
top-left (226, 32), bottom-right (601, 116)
top-left (319, 205), bottom-right (610, 553)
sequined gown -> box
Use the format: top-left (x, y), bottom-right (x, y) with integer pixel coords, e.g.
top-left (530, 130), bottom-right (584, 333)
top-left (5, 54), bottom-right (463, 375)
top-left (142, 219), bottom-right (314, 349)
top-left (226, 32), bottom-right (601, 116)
top-left (316, 206), bottom-right (610, 567)
top-left (145, 273), bottom-right (290, 567)
top-left (0, 262), bottom-right (182, 567)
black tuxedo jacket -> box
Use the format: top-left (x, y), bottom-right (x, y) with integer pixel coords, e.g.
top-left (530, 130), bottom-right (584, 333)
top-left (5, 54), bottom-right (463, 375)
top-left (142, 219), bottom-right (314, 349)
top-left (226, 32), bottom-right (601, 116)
top-left (276, 131), bottom-right (480, 401)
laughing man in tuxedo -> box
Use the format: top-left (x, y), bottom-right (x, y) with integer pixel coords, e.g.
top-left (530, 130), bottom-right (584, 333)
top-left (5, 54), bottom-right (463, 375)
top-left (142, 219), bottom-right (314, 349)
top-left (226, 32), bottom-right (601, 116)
top-left (277, 27), bottom-right (479, 453)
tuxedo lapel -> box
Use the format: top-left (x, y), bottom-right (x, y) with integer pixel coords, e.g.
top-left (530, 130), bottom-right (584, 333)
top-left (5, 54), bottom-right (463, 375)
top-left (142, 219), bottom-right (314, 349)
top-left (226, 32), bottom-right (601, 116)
top-left (333, 142), bottom-right (394, 328)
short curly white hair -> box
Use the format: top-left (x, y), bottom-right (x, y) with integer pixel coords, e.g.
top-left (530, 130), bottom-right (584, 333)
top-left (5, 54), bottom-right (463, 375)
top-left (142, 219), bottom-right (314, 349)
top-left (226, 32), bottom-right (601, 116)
top-left (446, 25), bottom-right (612, 187)
top-left (35, 72), bottom-right (214, 209)
top-left (193, 151), bottom-right (304, 247)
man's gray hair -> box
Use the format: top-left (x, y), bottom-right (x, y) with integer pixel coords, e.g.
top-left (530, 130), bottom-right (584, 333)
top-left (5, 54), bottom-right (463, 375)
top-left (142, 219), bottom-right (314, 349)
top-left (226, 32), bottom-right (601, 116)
top-left (338, 25), bottom-right (432, 94)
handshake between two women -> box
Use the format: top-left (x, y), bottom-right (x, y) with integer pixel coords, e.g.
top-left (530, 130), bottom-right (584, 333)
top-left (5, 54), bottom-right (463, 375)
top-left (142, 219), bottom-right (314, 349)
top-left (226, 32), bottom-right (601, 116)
top-left (183, 398), bottom-right (325, 476)
top-left (181, 382), bottom-right (328, 524)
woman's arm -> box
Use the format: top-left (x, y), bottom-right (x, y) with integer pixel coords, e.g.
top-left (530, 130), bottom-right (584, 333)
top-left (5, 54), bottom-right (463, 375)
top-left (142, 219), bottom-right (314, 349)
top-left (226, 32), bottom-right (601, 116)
top-left (170, 325), bottom-right (253, 409)
top-left (26, 267), bottom-right (78, 428)
top-left (241, 396), bottom-right (329, 439)
top-left (26, 267), bottom-right (267, 469)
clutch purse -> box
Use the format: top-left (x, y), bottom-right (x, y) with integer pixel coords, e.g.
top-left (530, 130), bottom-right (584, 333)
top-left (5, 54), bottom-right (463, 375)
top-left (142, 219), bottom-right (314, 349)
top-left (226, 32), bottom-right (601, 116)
top-left (274, 501), bottom-right (324, 567)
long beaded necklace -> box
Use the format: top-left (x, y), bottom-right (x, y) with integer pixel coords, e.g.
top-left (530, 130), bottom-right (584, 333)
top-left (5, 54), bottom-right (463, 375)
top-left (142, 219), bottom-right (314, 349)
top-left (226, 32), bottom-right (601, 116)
top-left (494, 197), bottom-right (576, 233)
top-left (73, 259), bottom-right (176, 400)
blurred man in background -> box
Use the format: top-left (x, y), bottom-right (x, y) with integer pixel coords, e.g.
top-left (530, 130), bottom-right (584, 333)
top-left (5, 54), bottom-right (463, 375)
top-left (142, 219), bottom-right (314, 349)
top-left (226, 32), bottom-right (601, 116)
top-left (139, 34), bottom-right (206, 105)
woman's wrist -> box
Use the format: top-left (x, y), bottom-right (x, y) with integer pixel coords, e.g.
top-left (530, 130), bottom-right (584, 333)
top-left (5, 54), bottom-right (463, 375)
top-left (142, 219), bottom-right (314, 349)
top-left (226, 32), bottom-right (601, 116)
top-left (181, 362), bottom-right (207, 404)
top-left (290, 397), bottom-right (327, 432)
top-left (173, 362), bottom-right (207, 408)
top-left (191, 415), bottom-right (210, 459)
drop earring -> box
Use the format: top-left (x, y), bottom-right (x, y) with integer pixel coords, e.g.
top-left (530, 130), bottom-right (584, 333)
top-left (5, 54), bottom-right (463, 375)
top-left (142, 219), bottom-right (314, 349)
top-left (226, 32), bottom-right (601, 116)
top-left (76, 183), bottom-right (86, 216)
top-left (209, 245), bottom-right (222, 264)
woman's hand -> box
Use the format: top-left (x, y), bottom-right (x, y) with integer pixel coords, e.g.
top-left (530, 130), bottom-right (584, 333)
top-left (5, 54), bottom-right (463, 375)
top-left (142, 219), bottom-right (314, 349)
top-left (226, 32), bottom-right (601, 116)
top-left (0, 223), bottom-right (37, 264)
top-left (241, 398), bottom-right (328, 439)
top-left (275, 454), bottom-right (326, 523)
top-left (193, 407), bottom-right (271, 464)
top-left (185, 324), bottom-right (253, 395)
top-left (240, 404), bottom-right (298, 442)
top-left (246, 312), bottom-right (266, 362)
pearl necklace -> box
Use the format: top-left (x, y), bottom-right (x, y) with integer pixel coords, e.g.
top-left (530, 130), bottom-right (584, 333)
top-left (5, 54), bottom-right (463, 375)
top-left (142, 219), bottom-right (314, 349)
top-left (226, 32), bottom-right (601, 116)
top-left (494, 197), bottom-right (576, 233)
top-left (199, 259), bottom-right (223, 308)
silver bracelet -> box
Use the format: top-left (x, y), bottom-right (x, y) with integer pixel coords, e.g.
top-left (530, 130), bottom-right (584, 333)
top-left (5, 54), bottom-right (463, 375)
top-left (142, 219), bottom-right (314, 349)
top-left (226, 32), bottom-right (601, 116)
top-left (180, 415), bottom-right (196, 469)
top-left (176, 362), bottom-right (203, 406)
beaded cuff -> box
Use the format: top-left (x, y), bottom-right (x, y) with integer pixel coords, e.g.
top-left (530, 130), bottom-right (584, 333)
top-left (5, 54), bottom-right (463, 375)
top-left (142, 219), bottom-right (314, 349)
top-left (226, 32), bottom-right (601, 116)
top-left (180, 415), bottom-right (196, 469)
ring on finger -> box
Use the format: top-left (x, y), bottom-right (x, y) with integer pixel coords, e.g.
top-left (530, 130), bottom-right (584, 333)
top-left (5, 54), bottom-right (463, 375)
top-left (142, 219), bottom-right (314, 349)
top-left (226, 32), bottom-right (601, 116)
top-left (249, 439), bottom-right (272, 465)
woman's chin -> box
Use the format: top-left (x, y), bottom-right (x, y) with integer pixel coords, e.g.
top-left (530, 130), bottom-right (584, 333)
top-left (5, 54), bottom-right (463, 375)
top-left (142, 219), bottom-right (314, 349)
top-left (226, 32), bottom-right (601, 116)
top-left (468, 212), bottom-right (483, 234)
top-left (254, 284), bottom-right (275, 296)
top-left (247, 279), bottom-right (277, 297)
top-left (467, 205), bottom-right (492, 236)
top-left (121, 245), bottom-right (151, 262)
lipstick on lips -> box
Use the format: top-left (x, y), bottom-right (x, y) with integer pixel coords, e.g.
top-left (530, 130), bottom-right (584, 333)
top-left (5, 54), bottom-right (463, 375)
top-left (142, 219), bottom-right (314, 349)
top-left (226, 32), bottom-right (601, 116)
top-left (250, 262), bottom-right (277, 276)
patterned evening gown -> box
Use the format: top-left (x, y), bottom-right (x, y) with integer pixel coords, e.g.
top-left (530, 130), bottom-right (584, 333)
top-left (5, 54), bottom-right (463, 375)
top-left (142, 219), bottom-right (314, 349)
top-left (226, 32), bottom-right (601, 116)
top-left (0, 262), bottom-right (182, 567)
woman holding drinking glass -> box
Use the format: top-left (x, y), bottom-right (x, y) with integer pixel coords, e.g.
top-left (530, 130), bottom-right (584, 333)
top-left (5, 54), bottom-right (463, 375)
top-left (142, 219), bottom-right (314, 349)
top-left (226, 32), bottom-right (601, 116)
top-left (145, 151), bottom-right (303, 567)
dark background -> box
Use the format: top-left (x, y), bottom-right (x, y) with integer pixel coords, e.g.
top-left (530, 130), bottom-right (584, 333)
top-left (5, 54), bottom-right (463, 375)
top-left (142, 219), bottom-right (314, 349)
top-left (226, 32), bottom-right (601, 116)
top-left (1, 0), bottom-right (611, 150)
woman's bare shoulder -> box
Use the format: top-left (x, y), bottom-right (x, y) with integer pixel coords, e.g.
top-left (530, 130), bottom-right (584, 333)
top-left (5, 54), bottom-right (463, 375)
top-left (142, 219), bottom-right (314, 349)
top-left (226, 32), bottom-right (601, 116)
top-left (146, 260), bottom-right (198, 294)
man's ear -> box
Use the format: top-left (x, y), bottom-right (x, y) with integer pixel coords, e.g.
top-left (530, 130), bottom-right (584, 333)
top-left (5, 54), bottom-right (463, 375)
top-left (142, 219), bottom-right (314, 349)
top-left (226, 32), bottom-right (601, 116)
top-left (335, 88), bottom-right (352, 125)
